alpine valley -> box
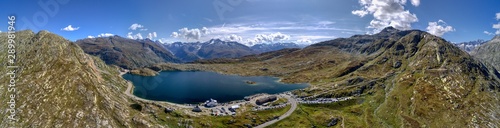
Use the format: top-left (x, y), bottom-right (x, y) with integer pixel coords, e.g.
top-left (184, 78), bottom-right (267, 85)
top-left (1, 26), bottom-right (500, 127)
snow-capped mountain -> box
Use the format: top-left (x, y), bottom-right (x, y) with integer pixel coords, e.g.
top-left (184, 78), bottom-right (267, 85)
top-left (251, 43), bottom-right (307, 53)
top-left (454, 39), bottom-right (487, 53)
top-left (163, 39), bottom-right (256, 62)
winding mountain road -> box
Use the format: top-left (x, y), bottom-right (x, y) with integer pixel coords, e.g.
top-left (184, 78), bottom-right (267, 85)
top-left (254, 95), bottom-right (298, 128)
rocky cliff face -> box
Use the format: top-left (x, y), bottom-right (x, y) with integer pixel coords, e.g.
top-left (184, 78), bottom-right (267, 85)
top-left (473, 35), bottom-right (500, 70)
top-left (76, 36), bottom-right (179, 69)
top-left (0, 30), bottom-right (159, 127)
top-left (455, 39), bottom-right (487, 53)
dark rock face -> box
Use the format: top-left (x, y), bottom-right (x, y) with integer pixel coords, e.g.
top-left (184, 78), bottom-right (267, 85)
top-left (473, 35), bottom-right (500, 70)
top-left (393, 61), bottom-right (402, 68)
top-left (164, 108), bottom-right (174, 113)
top-left (192, 106), bottom-right (202, 112)
top-left (76, 36), bottom-right (179, 69)
top-left (255, 96), bottom-right (277, 105)
top-left (327, 118), bottom-right (340, 127)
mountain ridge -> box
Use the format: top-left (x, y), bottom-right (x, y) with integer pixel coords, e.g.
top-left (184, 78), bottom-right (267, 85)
top-left (0, 30), bottom-right (164, 127)
top-left (473, 35), bottom-right (500, 71)
top-left (164, 39), bottom-right (306, 62)
top-left (163, 39), bottom-right (257, 62)
top-left (76, 36), bottom-right (180, 69)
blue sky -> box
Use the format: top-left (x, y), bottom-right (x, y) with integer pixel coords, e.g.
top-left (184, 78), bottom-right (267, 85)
top-left (0, 0), bottom-right (499, 45)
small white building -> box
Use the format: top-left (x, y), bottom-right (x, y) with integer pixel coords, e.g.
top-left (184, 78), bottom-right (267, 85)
top-left (231, 105), bottom-right (240, 109)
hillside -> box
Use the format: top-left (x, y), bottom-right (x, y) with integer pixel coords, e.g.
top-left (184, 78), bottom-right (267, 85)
top-left (473, 35), bottom-right (500, 70)
top-left (0, 30), bottom-right (167, 127)
top-left (76, 36), bottom-right (179, 69)
top-left (159, 27), bottom-right (500, 127)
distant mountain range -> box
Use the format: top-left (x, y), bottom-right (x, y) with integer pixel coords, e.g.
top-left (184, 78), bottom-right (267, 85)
top-left (163, 39), bottom-right (306, 62)
top-left (250, 42), bottom-right (307, 53)
top-left (76, 36), bottom-right (308, 67)
top-left (163, 39), bottom-right (256, 62)
top-left (454, 39), bottom-right (487, 53)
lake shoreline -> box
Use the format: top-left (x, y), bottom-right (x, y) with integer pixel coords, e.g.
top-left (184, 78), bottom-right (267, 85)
top-left (121, 70), bottom-right (308, 105)
top-left (120, 69), bottom-right (194, 108)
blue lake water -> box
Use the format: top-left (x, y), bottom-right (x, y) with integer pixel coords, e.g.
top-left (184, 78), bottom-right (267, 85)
top-left (122, 71), bottom-right (308, 104)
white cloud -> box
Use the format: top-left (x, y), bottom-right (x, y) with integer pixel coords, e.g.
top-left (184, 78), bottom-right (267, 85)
top-left (87, 35), bottom-right (95, 38)
top-left (147, 32), bottom-right (157, 39)
top-left (171, 27), bottom-right (210, 40)
top-left (201, 27), bottom-right (210, 34)
top-left (352, 0), bottom-right (419, 34)
top-left (318, 21), bottom-right (336, 26)
top-left (410, 0), bottom-right (420, 6)
top-left (296, 38), bottom-right (312, 44)
top-left (158, 38), bottom-right (175, 44)
top-left (352, 10), bottom-right (369, 17)
top-left (491, 12), bottom-right (500, 35)
top-left (168, 21), bottom-right (358, 46)
top-left (247, 32), bottom-right (290, 44)
top-left (129, 23), bottom-right (144, 30)
top-left (127, 32), bottom-right (143, 39)
top-left (61, 25), bottom-right (79, 31)
top-left (171, 32), bottom-right (179, 38)
top-left (426, 20), bottom-right (454, 37)
top-left (97, 33), bottom-right (114, 37)
top-left (225, 34), bottom-right (243, 42)
top-left (494, 23), bottom-right (500, 35)
top-left (484, 31), bottom-right (494, 35)
top-left (295, 35), bottom-right (334, 40)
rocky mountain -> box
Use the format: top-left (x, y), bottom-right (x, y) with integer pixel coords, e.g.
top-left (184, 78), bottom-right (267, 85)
top-left (163, 39), bottom-right (256, 62)
top-left (473, 35), bottom-right (500, 70)
top-left (455, 39), bottom-right (487, 53)
top-left (250, 43), bottom-right (306, 53)
top-left (0, 30), bottom-right (163, 127)
top-left (178, 27), bottom-right (500, 127)
top-left (76, 36), bottom-right (179, 69)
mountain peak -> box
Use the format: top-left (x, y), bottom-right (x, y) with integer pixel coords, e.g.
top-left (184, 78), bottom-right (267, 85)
top-left (493, 35), bottom-right (500, 41)
top-left (209, 38), bottom-right (223, 42)
top-left (380, 26), bottom-right (400, 34)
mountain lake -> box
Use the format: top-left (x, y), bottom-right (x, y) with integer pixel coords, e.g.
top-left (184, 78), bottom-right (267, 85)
top-left (122, 71), bottom-right (308, 104)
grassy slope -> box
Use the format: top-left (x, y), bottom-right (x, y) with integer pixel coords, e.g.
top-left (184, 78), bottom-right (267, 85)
top-left (153, 30), bottom-right (500, 127)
